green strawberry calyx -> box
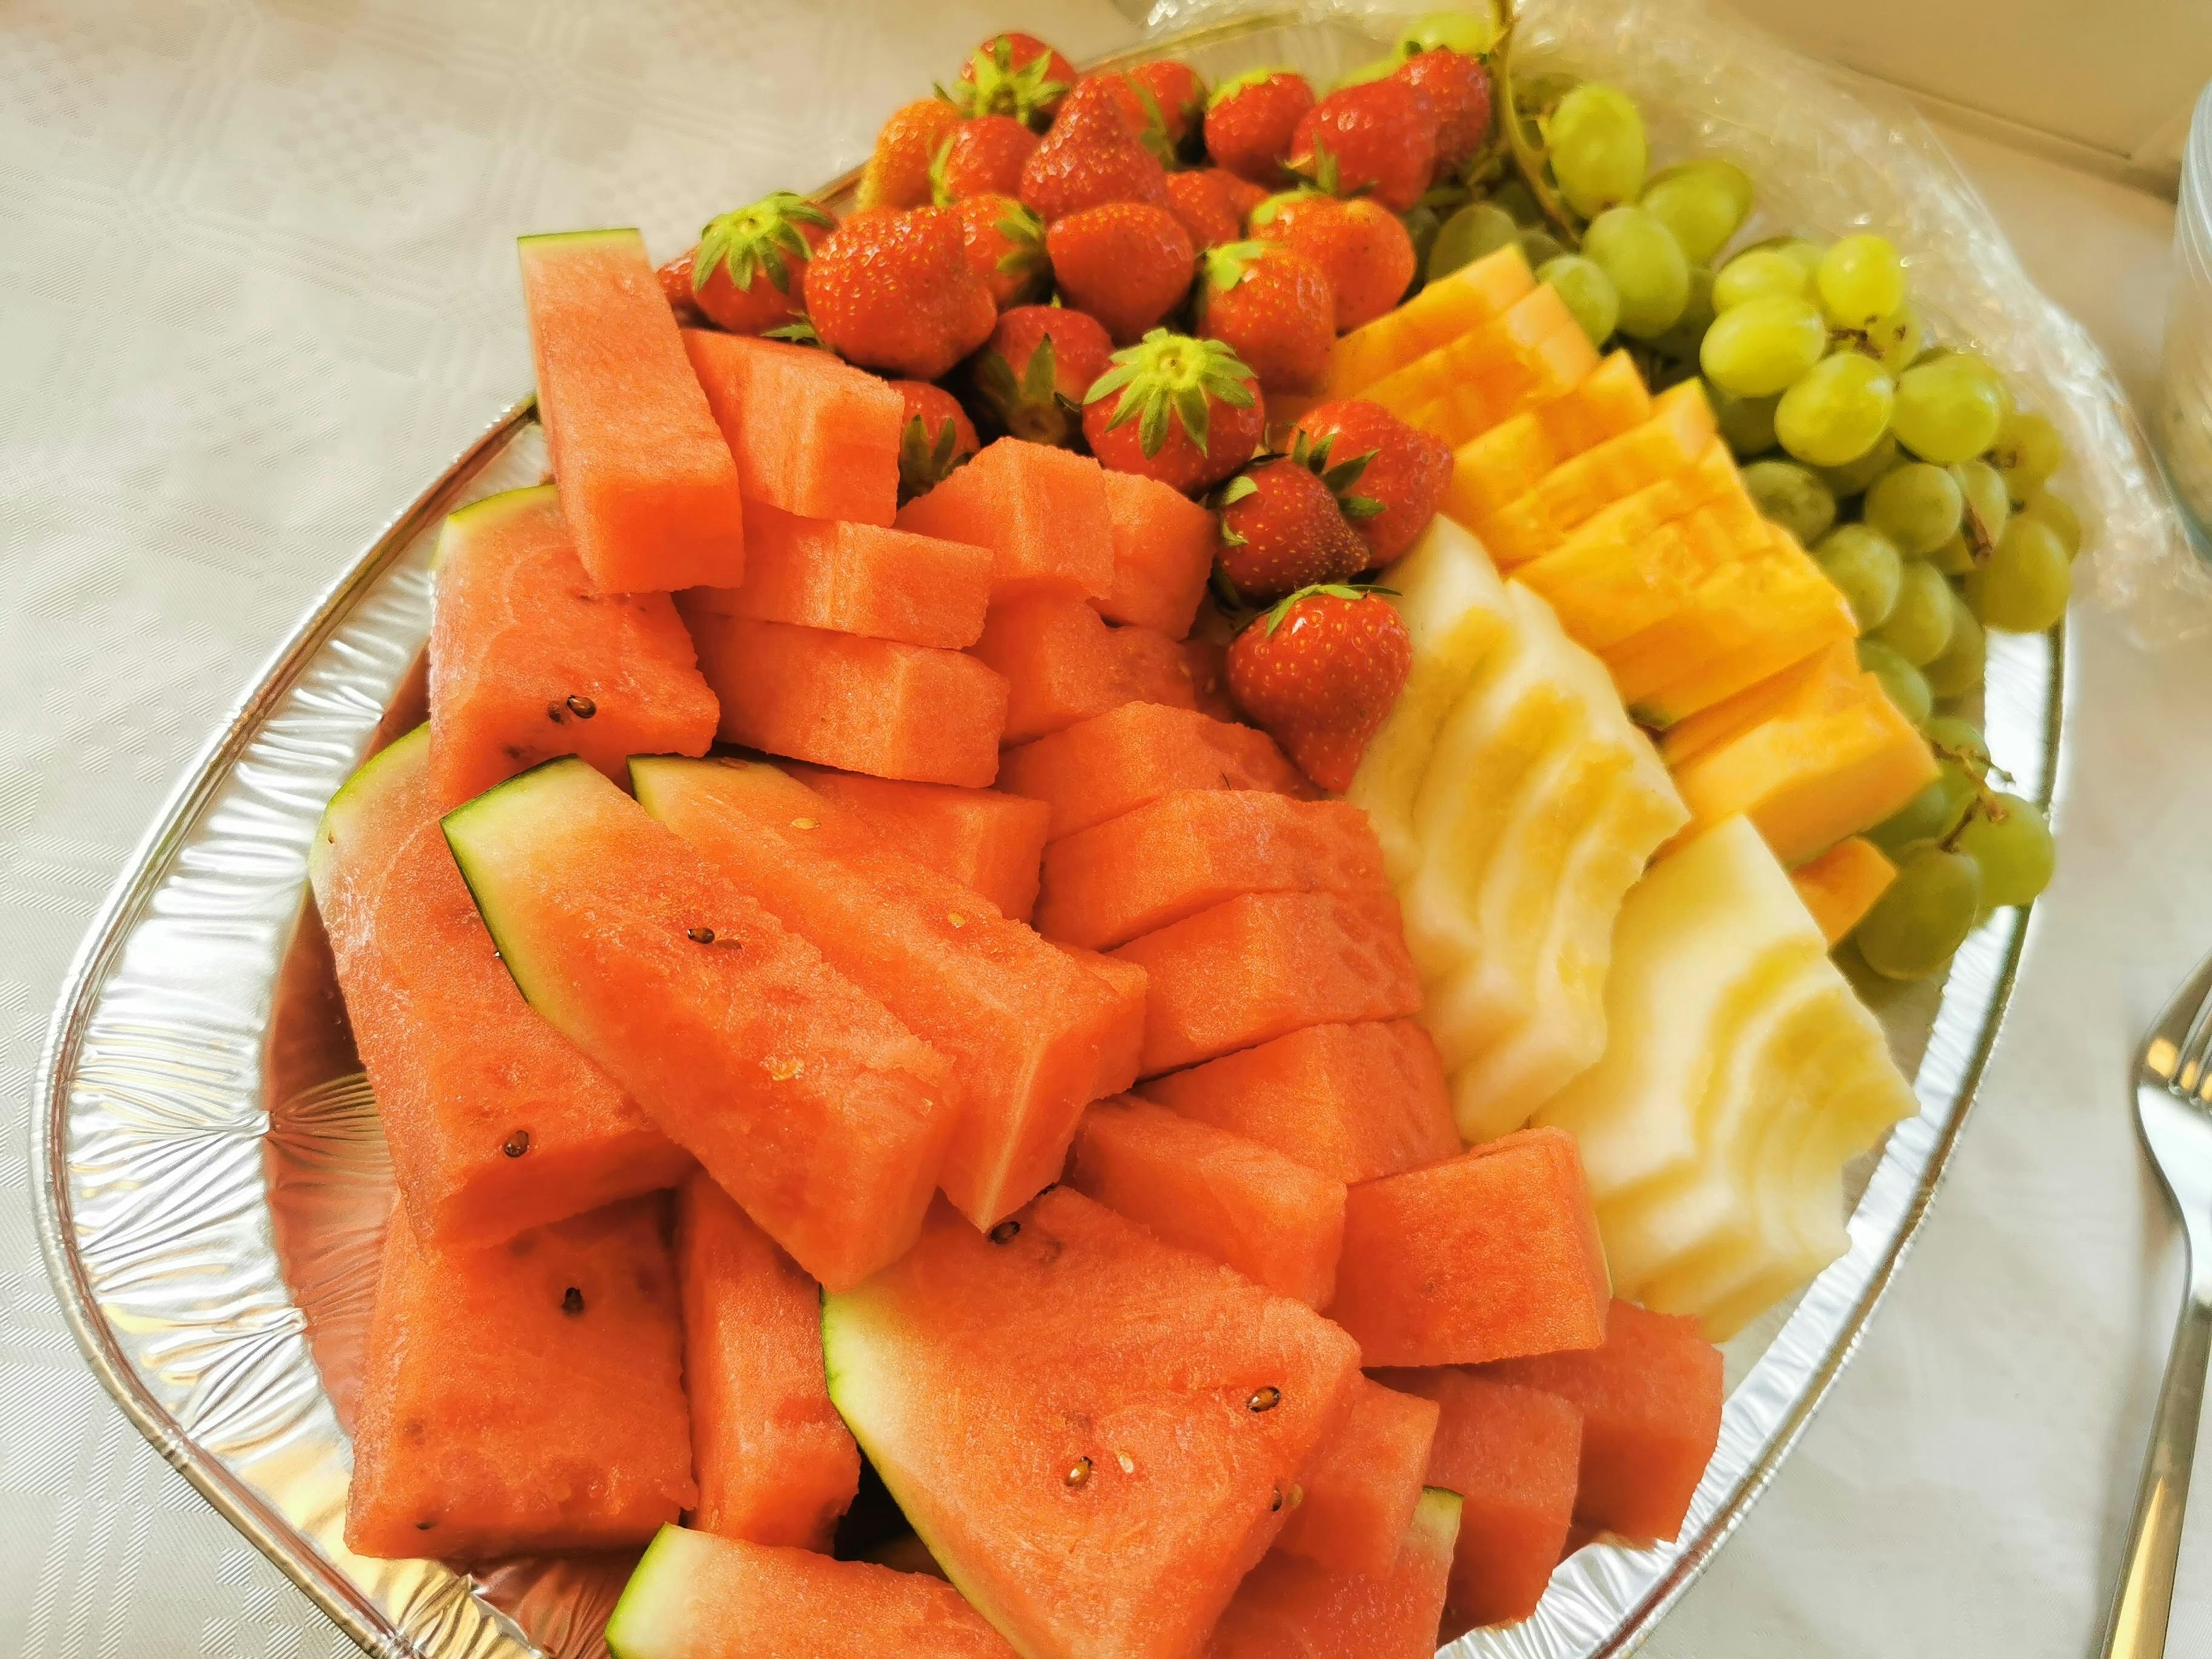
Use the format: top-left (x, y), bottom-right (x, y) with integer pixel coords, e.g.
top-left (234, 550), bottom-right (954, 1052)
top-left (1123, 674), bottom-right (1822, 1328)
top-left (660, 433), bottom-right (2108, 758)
top-left (992, 202), bottom-right (1049, 286)
top-left (1200, 240), bottom-right (1274, 297)
top-left (1289, 137), bottom-right (1344, 198)
top-left (1207, 66), bottom-right (1295, 113)
top-left (1247, 187), bottom-right (1327, 230)
top-left (1260, 581), bottom-right (1399, 637)
top-left (897, 412), bottom-right (973, 505)
top-left (945, 37), bottom-right (1069, 128)
top-left (1085, 329), bottom-right (1257, 459)
top-left (1287, 429), bottom-right (1385, 520)
top-left (695, 192), bottom-right (835, 296)
top-left (973, 331), bottom-right (1076, 443)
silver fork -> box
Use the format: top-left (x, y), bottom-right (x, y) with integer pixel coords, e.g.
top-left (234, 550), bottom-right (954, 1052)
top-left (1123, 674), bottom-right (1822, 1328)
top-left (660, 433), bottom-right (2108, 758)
top-left (2101, 949), bottom-right (2212, 1658)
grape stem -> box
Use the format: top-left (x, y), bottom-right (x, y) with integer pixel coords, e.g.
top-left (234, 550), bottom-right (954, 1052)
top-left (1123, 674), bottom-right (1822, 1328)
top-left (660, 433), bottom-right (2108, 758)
top-left (1494, 7), bottom-right (1586, 251)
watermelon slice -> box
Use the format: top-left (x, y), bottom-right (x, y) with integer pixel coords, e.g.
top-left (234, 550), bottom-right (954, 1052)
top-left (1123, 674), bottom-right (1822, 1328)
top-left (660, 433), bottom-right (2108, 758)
top-left (1203, 1488), bottom-right (1462, 1659)
top-left (683, 329), bottom-right (904, 526)
top-left (895, 437), bottom-right (1115, 601)
top-left (631, 757), bottom-right (1142, 1229)
top-left (970, 595), bottom-right (1199, 744)
top-left (687, 611), bottom-right (1009, 787)
top-left (1097, 468), bottom-right (1217, 637)
top-left (1138, 1021), bottom-right (1461, 1186)
top-left (346, 1194), bottom-right (695, 1559)
top-left (427, 485), bottom-right (718, 808)
top-left (518, 230), bottom-right (746, 592)
top-left (606, 1525), bottom-right (1017, 1658)
top-left (998, 702), bottom-right (1310, 842)
top-left (784, 766), bottom-right (1051, 923)
top-left (676, 1172), bottom-right (859, 1550)
top-left (441, 757), bottom-right (956, 1291)
top-left (823, 1189), bottom-right (1362, 1659)
top-left (1274, 1376), bottom-right (1441, 1580)
top-left (1066, 1097), bottom-right (1346, 1308)
top-left (308, 727), bottom-right (689, 1244)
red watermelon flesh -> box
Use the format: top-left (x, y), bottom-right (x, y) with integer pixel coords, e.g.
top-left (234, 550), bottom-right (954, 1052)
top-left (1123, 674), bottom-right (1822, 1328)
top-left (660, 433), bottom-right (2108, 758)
top-left (1203, 1487), bottom-right (1462, 1659)
top-left (518, 230), bottom-right (746, 593)
top-left (683, 504), bottom-right (993, 649)
top-left (308, 727), bottom-right (689, 1245)
top-left (970, 594), bottom-right (1198, 745)
top-left (1051, 941), bottom-right (1152, 1091)
top-left (998, 702), bottom-right (1312, 842)
top-left (1109, 891), bottom-right (1425, 1075)
top-left (683, 329), bottom-right (904, 526)
top-left (605, 1525), bottom-right (1017, 1659)
top-left (1482, 1298), bottom-right (1723, 1546)
top-left (895, 437), bottom-right (1115, 601)
top-left (1066, 1097), bottom-right (1347, 1309)
top-left (1370, 1368), bottom-right (1582, 1627)
top-left (1098, 468), bottom-right (1216, 637)
top-left (440, 758), bottom-right (956, 1291)
top-left (1327, 1128), bottom-right (1611, 1368)
top-left (675, 1172), bottom-right (858, 1551)
top-left (346, 1193), bottom-right (695, 1560)
top-left (687, 611), bottom-right (1009, 787)
top-left (631, 756), bottom-right (1142, 1229)
top-left (1139, 1021), bottom-right (1461, 1187)
top-left (1274, 1376), bottom-right (1440, 1581)
top-left (784, 765), bottom-right (1051, 923)
top-left (427, 485), bottom-right (718, 809)
top-left (821, 1190), bottom-right (1363, 1659)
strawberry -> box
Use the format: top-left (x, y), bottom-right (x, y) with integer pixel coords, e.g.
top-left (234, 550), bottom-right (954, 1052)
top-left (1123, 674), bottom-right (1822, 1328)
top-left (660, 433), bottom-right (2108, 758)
top-left (1195, 240), bottom-right (1335, 396)
top-left (1393, 48), bottom-right (1491, 179)
top-left (1251, 191), bottom-right (1414, 331)
top-left (656, 247), bottom-right (706, 325)
top-left (808, 206), bottom-right (998, 381)
top-left (1226, 585), bottom-right (1411, 792)
top-left (1047, 202), bottom-right (1196, 346)
top-left (1082, 329), bottom-right (1266, 495)
top-left (1018, 76), bottom-right (1172, 224)
top-left (890, 380), bottom-right (980, 503)
top-left (950, 32), bottom-right (1077, 129)
top-left (1072, 72), bottom-right (1176, 164)
top-left (1208, 168), bottom-right (1272, 225)
top-left (859, 98), bottom-right (963, 211)
top-left (1164, 169), bottom-right (1245, 250)
top-left (1213, 456), bottom-right (1369, 604)
top-left (932, 116), bottom-right (1039, 203)
top-left (1293, 399), bottom-right (1451, 561)
top-left (968, 304), bottom-right (1113, 447)
top-left (1203, 70), bottom-right (1316, 187)
top-left (1130, 59), bottom-right (1207, 154)
top-left (1289, 81), bottom-right (1438, 213)
top-left (685, 192), bottom-right (836, 335)
top-left (951, 193), bottom-right (1049, 309)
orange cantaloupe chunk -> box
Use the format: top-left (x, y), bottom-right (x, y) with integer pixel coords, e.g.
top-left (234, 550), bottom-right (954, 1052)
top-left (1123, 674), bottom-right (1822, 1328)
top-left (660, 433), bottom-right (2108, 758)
top-left (1327, 244), bottom-right (1535, 399)
top-left (1790, 836), bottom-right (1900, 944)
top-left (783, 764), bottom-right (1051, 922)
top-left (683, 328), bottom-right (903, 527)
top-left (1441, 351), bottom-right (1651, 527)
top-left (1393, 309), bottom-right (1605, 449)
top-left (1274, 1376), bottom-right (1441, 1581)
top-left (684, 503), bottom-right (993, 649)
top-left (896, 437), bottom-right (1116, 602)
top-left (1099, 469), bottom-right (1218, 636)
top-left (998, 701), bottom-right (1311, 841)
top-left (1488, 432), bottom-right (1743, 575)
top-left (1518, 486), bottom-right (1768, 654)
top-left (1657, 642), bottom-right (1859, 769)
top-left (970, 594), bottom-right (1199, 744)
top-left (1364, 282), bottom-right (1595, 427)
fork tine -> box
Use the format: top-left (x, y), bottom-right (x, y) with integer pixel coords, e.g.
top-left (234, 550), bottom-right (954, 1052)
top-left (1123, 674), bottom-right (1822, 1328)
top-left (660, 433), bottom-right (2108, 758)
top-left (2145, 948), bottom-right (2212, 1092)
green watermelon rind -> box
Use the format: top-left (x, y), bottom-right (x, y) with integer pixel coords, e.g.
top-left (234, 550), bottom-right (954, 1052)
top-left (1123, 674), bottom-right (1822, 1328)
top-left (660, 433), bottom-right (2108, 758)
top-left (516, 226), bottom-right (648, 259)
top-left (308, 724), bottom-right (428, 910)
top-left (1411, 1484), bottom-right (1464, 1557)
top-left (439, 755), bottom-right (607, 1015)
top-left (601, 1522), bottom-right (704, 1659)
top-left (430, 483), bottom-right (556, 571)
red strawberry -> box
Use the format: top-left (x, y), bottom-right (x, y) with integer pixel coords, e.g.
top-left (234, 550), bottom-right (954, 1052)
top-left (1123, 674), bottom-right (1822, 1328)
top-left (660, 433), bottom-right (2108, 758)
top-left (1293, 399), bottom-right (1452, 561)
top-left (1083, 330), bottom-right (1266, 495)
top-left (968, 304), bottom-right (1114, 447)
top-left (1289, 81), bottom-right (1438, 213)
top-left (1164, 169), bottom-right (1245, 249)
top-left (1226, 585), bottom-right (1411, 792)
top-left (1195, 240), bottom-right (1335, 396)
top-left (1047, 202), bottom-right (1196, 346)
top-left (1204, 70), bottom-right (1316, 187)
top-left (889, 380), bottom-right (980, 504)
top-left (1393, 49), bottom-right (1491, 179)
top-left (1213, 456), bottom-right (1370, 604)
top-left (1131, 59), bottom-right (1207, 153)
top-left (808, 206), bottom-right (998, 381)
top-left (1073, 71), bottom-right (1176, 164)
top-left (859, 98), bottom-right (963, 211)
top-left (1208, 168), bottom-right (1272, 225)
top-left (932, 116), bottom-right (1039, 203)
top-left (951, 193), bottom-right (1049, 308)
top-left (952, 32), bottom-right (1077, 129)
top-left (1251, 191), bottom-right (1415, 331)
top-left (684, 192), bottom-right (836, 335)
top-left (1018, 77), bottom-right (1172, 224)
top-left (656, 247), bottom-right (706, 324)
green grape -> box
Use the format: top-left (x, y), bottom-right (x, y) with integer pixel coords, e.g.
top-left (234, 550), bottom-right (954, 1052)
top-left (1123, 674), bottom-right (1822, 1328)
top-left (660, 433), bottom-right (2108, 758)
top-left (1698, 293), bottom-right (1827, 396)
top-left (1763, 237), bottom-right (1828, 279)
top-left (1490, 178), bottom-right (1540, 225)
top-left (1709, 384), bottom-right (1780, 456)
top-left (1814, 432), bottom-right (1899, 499)
top-left (1865, 461), bottom-right (1963, 556)
top-left (1742, 457), bottom-right (1837, 546)
top-left (1547, 84), bottom-right (1647, 218)
top-left (1965, 516), bottom-right (2072, 632)
top-left (1815, 233), bottom-right (1907, 329)
top-left (1938, 349), bottom-right (2014, 418)
top-left (1857, 637), bottom-right (1933, 724)
top-left (1950, 457), bottom-right (2011, 554)
top-left (1401, 202), bottom-right (1445, 281)
top-left (1397, 6), bottom-right (1504, 56)
top-left (1581, 205), bottom-right (1690, 338)
top-left (1336, 57), bottom-right (1402, 89)
top-left (1429, 202), bottom-right (1521, 282)
top-left (1646, 265), bottom-right (1716, 361)
top-left (1518, 228), bottom-right (1567, 270)
top-left (1639, 160), bottom-right (1753, 264)
top-left (1955, 792), bottom-right (2055, 908)
top-left (1892, 355), bottom-right (2006, 464)
top-left (1854, 845), bottom-right (1983, 980)
top-left (1815, 523), bottom-right (1903, 631)
top-left (2018, 486), bottom-right (2082, 557)
top-left (1922, 715), bottom-right (1991, 777)
top-left (1712, 248), bottom-right (1810, 310)
top-left (1869, 755), bottom-right (1978, 857)
top-left (1872, 560), bottom-right (1956, 665)
top-left (1922, 588), bottom-right (1985, 700)
top-left (1861, 306), bottom-right (1923, 374)
top-left (1775, 352), bottom-right (1895, 467)
top-left (1926, 529), bottom-right (1975, 577)
top-left (1537, 255), bottom-right (1620, 347)
top-left (1991, 410), bottom-right (2065, 497)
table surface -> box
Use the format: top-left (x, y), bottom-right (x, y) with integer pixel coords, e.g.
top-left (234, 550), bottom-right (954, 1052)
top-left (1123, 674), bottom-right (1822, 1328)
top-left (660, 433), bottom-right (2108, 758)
top-left (0, 3), bottom-right (2203, 1656)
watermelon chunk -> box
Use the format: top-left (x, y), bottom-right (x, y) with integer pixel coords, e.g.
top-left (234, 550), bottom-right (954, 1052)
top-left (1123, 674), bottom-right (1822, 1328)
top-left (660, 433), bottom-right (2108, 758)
top-left (998, 702), bottom-right (1310, 842)
top-left (308, 728), bottom-right (688, 1244)
top-left (631, 757), bottom-right (1142, 1229)
top-left (784, 766), bottom-right (1051, 923)
top-left (1274, 1376), bottom-right (1441, 1580)
top-left (823, 1190), bottom-right (1362, 1659)
top-left (1098, 469), bottom-right (1217, 637)
top-left (1036, 790), bottom-right (1393, 951)
top-left (970, 594), bottom-right (1198, 744)
top-left (605, 1525), bottom-right (1017, 1658)
top-left (441, 758), bottom-right (956, 1291)
top-left (895, 437), bottom-right (1115, 601)
top-left (1370, 1368), bottom-right (1581, 1627)
top-left (1109, 891), bottom-right (1424, 1075)
top-left (518, 230), bottom-right (746, 592)
top-left (1482, 1298), bottom-right (1723, 1545)
top-left (1203, 1488), bottom-right (1461, 1659)
top-left (676, 1172), bottom-right (858, 1550)
top-left (1066, 1097), bottom-right (1346, 1308)
top-left (683, 329), bottom-right (904, 526)
top-left (1139, 1021), bottom-right (1461, 1186)
top-left (681, 505), bottom-right (993, 649)
top-left (346, 1194), bottom-right (695, 1559)
top-left (1328, 1128), bottom-right (1611, 1366)
top-left (1053, 942), bottom-right (1152, 1089)
top-left (427, 486), bottom-right (718, 808)
top-left (687, 611), bottom-right (1009, 787)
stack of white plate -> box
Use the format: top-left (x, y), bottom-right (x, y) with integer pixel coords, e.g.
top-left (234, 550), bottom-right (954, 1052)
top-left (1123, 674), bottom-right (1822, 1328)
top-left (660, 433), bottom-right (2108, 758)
top-left (2157, 80), bottom-right (2212, 552)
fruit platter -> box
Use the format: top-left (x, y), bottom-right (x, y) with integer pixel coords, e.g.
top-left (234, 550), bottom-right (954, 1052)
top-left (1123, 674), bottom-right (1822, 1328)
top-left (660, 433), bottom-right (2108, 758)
top-left (35, 5), bottom-right (2082, 1657)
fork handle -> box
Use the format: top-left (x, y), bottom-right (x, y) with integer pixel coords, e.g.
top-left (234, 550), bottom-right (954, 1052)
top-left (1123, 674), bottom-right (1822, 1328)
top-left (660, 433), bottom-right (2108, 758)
top-left (2100, 1277), bottom-right (2212, 1658)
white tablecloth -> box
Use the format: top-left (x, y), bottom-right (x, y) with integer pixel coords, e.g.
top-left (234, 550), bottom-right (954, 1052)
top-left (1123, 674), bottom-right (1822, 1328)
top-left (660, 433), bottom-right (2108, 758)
top-left (0, 3), bottom-right (2199, 1655)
